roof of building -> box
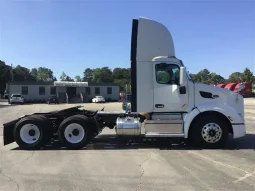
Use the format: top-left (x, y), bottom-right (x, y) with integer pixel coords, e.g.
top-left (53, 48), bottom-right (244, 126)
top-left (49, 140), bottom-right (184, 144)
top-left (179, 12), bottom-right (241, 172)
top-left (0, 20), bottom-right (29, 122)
top-left (88, 82), bottom-right (119, 86)
top-left (8, 81), bottom-right (119, 87)
top-left (54, 81), bottom-right (88, 87)
top-left (8, 81), bottom-right (54, 85)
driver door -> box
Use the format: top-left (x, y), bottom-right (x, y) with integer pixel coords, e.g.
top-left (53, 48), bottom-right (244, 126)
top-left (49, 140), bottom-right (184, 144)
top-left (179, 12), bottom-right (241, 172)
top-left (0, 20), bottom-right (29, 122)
top-left (153, 62), bottom-right (189, 112)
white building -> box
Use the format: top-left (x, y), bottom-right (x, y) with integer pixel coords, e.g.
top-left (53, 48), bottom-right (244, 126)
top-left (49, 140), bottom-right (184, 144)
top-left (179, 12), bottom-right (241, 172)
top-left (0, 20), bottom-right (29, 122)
top-left (7, 81), bottom-right (120, 103)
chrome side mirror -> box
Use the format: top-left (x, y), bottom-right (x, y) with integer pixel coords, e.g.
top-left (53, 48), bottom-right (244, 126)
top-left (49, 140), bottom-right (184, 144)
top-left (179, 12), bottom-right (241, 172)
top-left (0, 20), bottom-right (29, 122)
top-left (180, 67), bottom-right (187, 86)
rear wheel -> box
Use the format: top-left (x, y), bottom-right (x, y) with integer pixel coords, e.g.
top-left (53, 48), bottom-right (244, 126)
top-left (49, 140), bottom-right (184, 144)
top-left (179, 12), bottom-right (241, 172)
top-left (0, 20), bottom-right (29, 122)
top-left (190, 115), bottom-right (229, 149)
top-left (14, 115), bottom-right (51, 150)
top-left (58, 115), bottom-right (91, 149)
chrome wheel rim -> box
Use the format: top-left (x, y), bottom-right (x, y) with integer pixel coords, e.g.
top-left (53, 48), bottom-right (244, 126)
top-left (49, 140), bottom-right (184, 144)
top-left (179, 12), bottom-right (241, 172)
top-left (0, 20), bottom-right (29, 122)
top-left (64, 123), bottom-right (85, 144)
top-left (20, 124), bottom-right (41, 144)
top-left (201, 123), bottom-right (222, 143)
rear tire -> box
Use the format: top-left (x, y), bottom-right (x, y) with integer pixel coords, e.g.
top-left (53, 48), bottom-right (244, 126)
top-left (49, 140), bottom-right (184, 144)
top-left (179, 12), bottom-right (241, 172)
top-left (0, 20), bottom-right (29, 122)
top-left (189, 115), bottom-right (229, 149)
top-left (58, 115), bottom-right (91, 149)
top-left (14, 115), bottom-right (51, 150)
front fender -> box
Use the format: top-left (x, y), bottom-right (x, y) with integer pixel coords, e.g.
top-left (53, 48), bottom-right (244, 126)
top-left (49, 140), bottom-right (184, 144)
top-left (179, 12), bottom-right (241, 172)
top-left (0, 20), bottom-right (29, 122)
top-left (183, 108), bottom-right (200, 138)
top-left (196, 103), bottom-right (244, 124)
top-left (183, 104), bottom-right (245, 139)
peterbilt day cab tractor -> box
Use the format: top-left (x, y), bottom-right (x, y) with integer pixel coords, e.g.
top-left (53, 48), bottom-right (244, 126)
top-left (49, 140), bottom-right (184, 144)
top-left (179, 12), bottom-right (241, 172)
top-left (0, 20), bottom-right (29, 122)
top-left (3, 17), bottom-right (246, 150)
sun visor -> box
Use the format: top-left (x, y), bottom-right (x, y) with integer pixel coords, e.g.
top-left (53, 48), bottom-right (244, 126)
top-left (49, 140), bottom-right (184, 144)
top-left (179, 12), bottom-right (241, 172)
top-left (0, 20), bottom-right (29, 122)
top-left (136, 17), bottom-right (175, 61)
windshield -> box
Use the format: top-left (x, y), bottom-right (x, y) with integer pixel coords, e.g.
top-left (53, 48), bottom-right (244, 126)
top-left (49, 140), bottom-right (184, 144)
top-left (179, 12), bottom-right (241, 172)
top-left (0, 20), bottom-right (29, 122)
top-left (186, 70), bottom-right (192, 81)
top-left (12, 94), bottom-right (21, 97)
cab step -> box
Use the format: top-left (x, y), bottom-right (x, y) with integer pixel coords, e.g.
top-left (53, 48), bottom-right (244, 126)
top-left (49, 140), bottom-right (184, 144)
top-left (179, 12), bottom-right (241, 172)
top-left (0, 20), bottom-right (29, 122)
top-left (145, 133), bottom-right (185, 137)
top-left (144, 113), bottom-right (184, 136)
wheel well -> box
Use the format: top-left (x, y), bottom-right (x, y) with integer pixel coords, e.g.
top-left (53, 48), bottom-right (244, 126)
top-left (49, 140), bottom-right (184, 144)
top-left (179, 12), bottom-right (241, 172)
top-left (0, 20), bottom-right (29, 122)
top-left (188, 111), bottom-right (233, 138)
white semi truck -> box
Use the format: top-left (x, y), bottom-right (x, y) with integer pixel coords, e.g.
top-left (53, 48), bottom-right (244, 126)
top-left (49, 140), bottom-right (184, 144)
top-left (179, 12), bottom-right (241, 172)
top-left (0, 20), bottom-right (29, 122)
top-left (3, 17), bottom-right (246, 150)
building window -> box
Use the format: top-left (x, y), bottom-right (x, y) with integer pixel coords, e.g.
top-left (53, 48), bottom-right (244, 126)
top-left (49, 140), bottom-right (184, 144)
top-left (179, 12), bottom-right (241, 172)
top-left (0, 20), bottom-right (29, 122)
top-left (39, 87), bottom-right (45, 95)
top-left (107, 87), bottom-right (112, 94)
top-left (50, 87), bottom-right (56, 95)
top-left (155, 63), bottom-right (180, 85)
top-left (86, 87), bottom-right (90, 95)
top-left (95, 87), bottom-right (100, 95)
top-left (21, 86), bottom-right (28, 95)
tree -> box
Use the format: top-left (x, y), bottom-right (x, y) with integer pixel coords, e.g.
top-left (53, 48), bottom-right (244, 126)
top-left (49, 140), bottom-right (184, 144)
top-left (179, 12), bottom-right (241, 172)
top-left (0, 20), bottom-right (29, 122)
top-left (114, 79), bottom-right (130, 91)
top-left (189, 73), bottom-right (198, 82)
top-left (37, 67), bottom-right (55, 81)
top-left (197, 69), bottom-right (211, 84)
top-left (30, 68), bottom-right (38, 79)
top-left (242, 67), bottom-right (254, 83)
top-left (93, 67), bottom-right (113, 83)
top-left (227, 72), bottom-right (242, 83)
top-left (209, 72), bottom-right (225, 84)
top-left (112, 68), bottom-right (131, 90)
top-left (0, 60), bottom-right (11, 81)
top-left (13, 65), bottom-right (36, 81)
top-left (74, 75), bottom-right (82, 82)
top-left (83, 68), bottom-right (93, 82)
top-left (60, 72), bottom-right (67, 81)
top-left (60, 72), bottom-right (74, 81)
top-left (65, 76), bottom-right (74, 81)
top-left (0, 60), bottom-right (12, 95)
top-left (189, 69), bottom-right (226, 85)
top-left (122, 68), bottom-right (131, 80)
top-left (189, 69), bottom-right (211, 84)
top-left (113, 68), bottom-right (123, 79)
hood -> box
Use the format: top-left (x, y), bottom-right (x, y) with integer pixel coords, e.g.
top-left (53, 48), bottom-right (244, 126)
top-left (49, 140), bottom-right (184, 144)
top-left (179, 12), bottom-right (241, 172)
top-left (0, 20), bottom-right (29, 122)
top-left (194, 83), bottom-right (244, 117)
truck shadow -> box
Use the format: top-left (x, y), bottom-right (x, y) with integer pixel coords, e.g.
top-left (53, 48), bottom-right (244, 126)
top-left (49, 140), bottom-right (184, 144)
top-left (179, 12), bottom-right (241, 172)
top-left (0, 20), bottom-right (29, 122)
top-left (0, 104), bottom-right (16, 108)
top-left (85, 134), bottom-right (255, 151)
top-left (12, 133), bottom-right (255, 151)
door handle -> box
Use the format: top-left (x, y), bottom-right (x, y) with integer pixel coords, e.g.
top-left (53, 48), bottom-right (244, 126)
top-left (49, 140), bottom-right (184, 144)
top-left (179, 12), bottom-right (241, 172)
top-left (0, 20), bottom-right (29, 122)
top-left (155, 104), bottom-right (164, 108)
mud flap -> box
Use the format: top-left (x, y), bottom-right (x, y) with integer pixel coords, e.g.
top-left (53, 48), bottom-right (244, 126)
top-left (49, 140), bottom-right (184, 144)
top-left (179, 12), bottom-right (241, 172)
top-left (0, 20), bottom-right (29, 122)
top-left (3, 120), bottom-right (17, 145)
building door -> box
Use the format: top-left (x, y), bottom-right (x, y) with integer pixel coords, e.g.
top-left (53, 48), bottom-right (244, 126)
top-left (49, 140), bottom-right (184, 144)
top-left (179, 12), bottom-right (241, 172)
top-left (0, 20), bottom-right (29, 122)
top-left (67, 87), bottom-right (76, 97)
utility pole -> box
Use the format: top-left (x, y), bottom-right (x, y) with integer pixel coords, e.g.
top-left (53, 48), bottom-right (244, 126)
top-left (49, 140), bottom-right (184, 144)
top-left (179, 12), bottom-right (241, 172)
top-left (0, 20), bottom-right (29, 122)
top-left (10, 64), bottom-right (14, 82)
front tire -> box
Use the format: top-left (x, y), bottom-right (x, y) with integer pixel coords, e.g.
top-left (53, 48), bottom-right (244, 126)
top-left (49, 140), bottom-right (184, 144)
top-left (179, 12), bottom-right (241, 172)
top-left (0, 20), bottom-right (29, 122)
top-left (58, 115), bottom-right (91, 149)
top-left (190, 115), bottom-right (229, 149)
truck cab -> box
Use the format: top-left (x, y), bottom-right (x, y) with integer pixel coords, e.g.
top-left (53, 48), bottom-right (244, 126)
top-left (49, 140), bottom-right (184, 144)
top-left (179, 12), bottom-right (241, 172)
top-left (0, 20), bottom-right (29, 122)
top-left (129, 17), bottom-right (246, 147)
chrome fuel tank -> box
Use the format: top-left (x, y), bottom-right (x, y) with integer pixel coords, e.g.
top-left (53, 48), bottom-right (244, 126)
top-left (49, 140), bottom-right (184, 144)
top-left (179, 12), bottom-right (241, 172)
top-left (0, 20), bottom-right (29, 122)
top-left (116, 116), bottom-right (141, 136)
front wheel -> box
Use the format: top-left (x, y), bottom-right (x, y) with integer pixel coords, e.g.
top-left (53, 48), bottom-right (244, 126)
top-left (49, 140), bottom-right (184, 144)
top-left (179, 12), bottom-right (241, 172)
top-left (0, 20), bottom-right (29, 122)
top-left (190, 115), bottom-right (229, 149)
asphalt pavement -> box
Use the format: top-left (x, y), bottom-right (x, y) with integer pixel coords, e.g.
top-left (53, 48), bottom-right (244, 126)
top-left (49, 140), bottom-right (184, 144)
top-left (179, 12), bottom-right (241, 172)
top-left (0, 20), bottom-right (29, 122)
top-left (0, 100), bottom-right (255, 191)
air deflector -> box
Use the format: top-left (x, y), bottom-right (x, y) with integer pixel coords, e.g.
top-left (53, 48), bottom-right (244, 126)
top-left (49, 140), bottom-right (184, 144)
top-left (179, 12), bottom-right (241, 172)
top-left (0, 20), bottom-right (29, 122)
top-left (130, 19), bottom-right (138, 112)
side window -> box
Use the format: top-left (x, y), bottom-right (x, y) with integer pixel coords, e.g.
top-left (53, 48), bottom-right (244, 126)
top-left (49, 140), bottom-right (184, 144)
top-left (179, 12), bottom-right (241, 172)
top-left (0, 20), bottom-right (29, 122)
top-left (50, 87), bottom-right (56, 95)
top-left (155, 63), bottom-right (180, 85)
top-left (39, 87), bottom-right (45, 95)
top-left (86, 87), bottom-right (91, 95)
top-left (107, 87), bottom-right (112, 94)
top-left (95, 87), bottom-right (100, 95)
top-left (21, 86), bottom-right (28, 95)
